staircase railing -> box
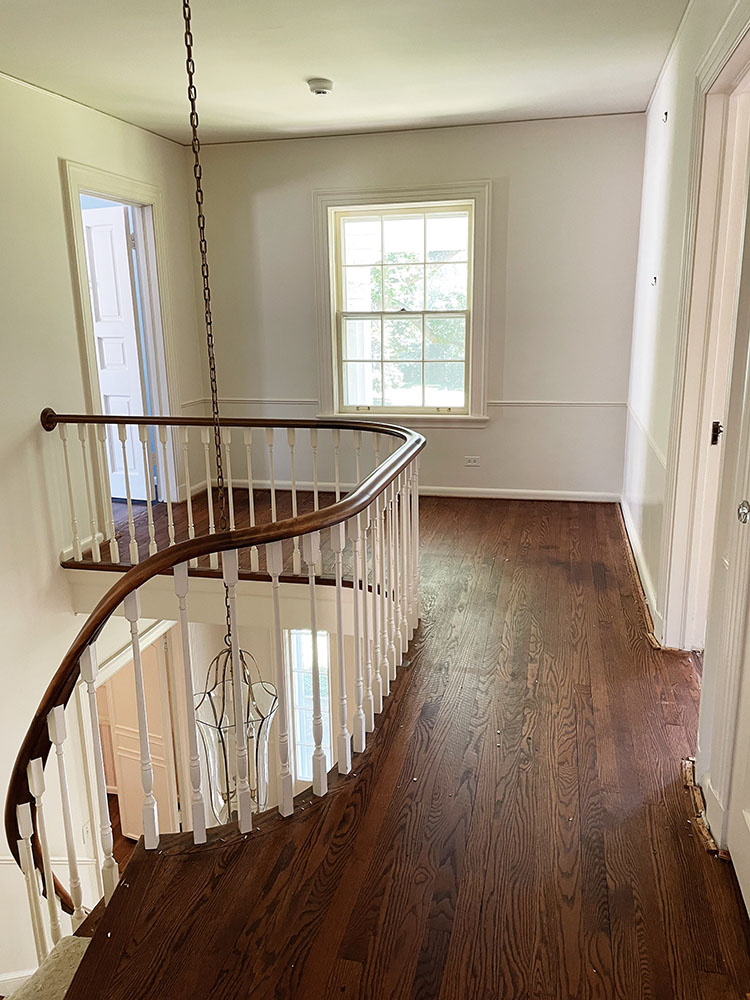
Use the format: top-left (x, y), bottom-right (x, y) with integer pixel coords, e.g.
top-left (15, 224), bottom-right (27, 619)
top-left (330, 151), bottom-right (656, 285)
top-left (5, 410), bottom-right (424, 971)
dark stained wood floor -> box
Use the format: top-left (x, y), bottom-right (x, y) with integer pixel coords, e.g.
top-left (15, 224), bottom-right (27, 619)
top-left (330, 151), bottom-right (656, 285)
top-left (65, 499), bottom-right (750, 1000)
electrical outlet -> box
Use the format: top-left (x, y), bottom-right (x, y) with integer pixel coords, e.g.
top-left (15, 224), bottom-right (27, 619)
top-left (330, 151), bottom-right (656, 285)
top-left (464, 456), bottom-right (480, 467)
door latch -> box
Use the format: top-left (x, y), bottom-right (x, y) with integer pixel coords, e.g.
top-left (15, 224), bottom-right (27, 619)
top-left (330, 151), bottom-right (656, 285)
top-left (738, 500), bottom-right (750, 524)
top-left (711, 420), bottom-right (724, 445)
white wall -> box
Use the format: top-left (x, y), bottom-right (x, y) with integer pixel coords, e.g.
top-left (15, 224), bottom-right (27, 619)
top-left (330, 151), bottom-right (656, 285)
top-left (622, 0), bottom-right (742, 636)
top-left (0, 73), bottom-right (198, 984)
top-left (196, 114), bottom-right (645, 499)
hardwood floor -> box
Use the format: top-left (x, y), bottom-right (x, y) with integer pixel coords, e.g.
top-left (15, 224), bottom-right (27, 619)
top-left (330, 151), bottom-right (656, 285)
top-left (65, 499), bottom-right (750, 999)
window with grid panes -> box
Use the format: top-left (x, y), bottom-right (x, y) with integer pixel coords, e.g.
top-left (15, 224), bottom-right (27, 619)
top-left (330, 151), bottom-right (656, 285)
top-left (332, 202), bottom-right (473, 413)
top-left (288, 629), bottom-right (333, 783)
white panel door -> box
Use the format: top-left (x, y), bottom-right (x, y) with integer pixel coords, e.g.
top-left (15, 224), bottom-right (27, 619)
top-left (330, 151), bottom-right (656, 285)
top-left (104, 641), bottom-right (181, 840)
top-left (82, 205), bottom-right (149, 500)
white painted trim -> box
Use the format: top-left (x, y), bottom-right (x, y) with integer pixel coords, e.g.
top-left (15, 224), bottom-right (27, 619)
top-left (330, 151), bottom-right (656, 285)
top-left (93, 619), bottom-right (176, 687)
top-left (702, 773), bottom-right (729, 848)
top-left (312, 182), bottom-right (491, 420)
top-left (487, 399), bottom-right (627, 408)
top-left (419, 486), bottom-right (620, 502)
top-left (0, 968), bottom-right (35, 993)
top-left (646, 0), bottom-right (696, 115)
top-left (627, 404), bottom-right (667, 468)
top-left (60, 531), bottom-right (105, 563)
top-left (620, 496), bottom-right (664, 637)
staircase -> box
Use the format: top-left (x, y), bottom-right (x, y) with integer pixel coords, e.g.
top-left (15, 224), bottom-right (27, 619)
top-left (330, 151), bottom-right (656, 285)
top-left (5, 409), bottom-right (424, 996)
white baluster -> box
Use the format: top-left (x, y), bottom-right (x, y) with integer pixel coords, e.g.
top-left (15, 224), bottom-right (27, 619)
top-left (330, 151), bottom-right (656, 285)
top-left (348, 515), bottom-right (366, 753)
top-left (330, 523), bottom-right (352, 774)
top-left (287, 428), bottom-right (302, 575)
top-left (310, 428), bottom-right (319, 510)
top-left (302, 532), bottom-right (327, 795)
top-left (77, 425), bottom-right (100, 562)
top-left (181, 427), bottom-right (198, 568)
top-left (392, 480), bottom-right (405, 665)
top-left (95, 424), bottom-right (120, 562)
top-left (47, 706), bottom-right (86, 928)
top-left (221, 550), bottom-right (253, 832)
top-left (174, 563), bottom-right (207, 843)
top-left (405, 466), bottom-right (417, 636)
top-left (361, 517), bottom-right (375, 732)
top-left (138, 425), bottom-right (157, 556)
top-left (377, 493), bottom-right (391, 699)
top-left (266, 428), bottom-right (277, 522)
top-left (386, 485), bottom-right (398, 681)
top-left (59, 424), bottom-right (82, 561)
top-left (332, 428), bottom-right (341, 501)
top-left (79, 647), bottom-right (120, 900)
top-left (118, 424), bottom-right (139, 564)
top-left (370, 502), bottom-right (384, 714)
top-left (123, 592), bottom-right (159, 848)
top-left (158, 425), bottom-right (176, 546)
top-left (17, 802), bottom-right (48, 962)
top-left (243, 429), bottom-right (259, 572)
top-left (222, 428), bottom-right (236, 530)
top-left (354, 430), bottom-right (362, 486)
top-left (26, 760), bottom-right (61, 945)
top-left (398, 474), bottom-right (410, 646)
top-left (201, 428), bottom-right (218, 570)
top-left (374, 432), bottom-right (382, 470)
top-left (267, 541), bottom-right (294, 815)
top-left (413, 457), bottom-right (421, 621)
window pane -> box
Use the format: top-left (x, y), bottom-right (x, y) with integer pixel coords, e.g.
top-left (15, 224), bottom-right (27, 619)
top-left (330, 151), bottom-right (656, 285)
top-left (424, 362), bottom-right (465, 407)
top-left (344, 266), bottom-right (382, 310)
top-left (426, 263), bottom-right (468, 310)
top-left (383, 363), bottom-right (422, 407)
top-left (343, 362), bottom-right (382, 406)
top-left (383, 215), bottom-right (424, 263)
top-left (384, 317), bottom-right (422, 360)
top-left (343, 318), bottom-right (381, 360)
top-left (342, 217), bottom-right (381, 265)
top-left (384, 265), bottom-right (423, 311)
top-left (425, 317), bottom-right (466, 360)
top-left (295, 710), bottom-right (314, 745)
top-left (296, 745), bottom-right (312, 781)
top-left (293, 671), bottom-right (313, 710)
top-left (426, 212), bottom-right (469, 262)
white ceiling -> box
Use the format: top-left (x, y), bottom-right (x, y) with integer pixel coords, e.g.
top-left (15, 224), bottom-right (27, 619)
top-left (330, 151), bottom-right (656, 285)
top-left (1, 0), bottom-right (689, 144)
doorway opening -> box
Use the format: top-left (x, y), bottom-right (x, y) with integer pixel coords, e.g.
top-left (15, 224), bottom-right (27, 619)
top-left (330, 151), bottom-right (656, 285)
top-left (78, 192), bottom-right (171, 504)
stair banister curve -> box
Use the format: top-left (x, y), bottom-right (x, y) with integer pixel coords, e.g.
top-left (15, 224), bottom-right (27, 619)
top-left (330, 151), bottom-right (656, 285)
top-left (6, 409), bottom-right (425, 919)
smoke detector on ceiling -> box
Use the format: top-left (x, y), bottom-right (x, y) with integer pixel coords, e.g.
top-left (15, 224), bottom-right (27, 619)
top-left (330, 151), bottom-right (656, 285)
top-left (307, 78), bottom-right (334, 96)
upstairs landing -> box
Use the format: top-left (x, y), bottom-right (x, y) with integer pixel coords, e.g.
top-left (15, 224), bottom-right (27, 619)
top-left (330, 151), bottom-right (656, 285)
top-left (65, 499), bottom-right (750, 1000)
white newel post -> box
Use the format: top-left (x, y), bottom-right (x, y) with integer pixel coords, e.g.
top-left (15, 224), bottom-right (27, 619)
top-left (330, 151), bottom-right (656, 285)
top-left (222, 549), bottom-right (253, 833)
top-left (77, 425), bottom-right (100, 562)
top-left (59, 424), bottom-right (82, 561)
top-left (17, 802), bottom-right (48, 963)
top-left (348, 515), bottom-right (366, 753)
top-left (79, 647), bottom-right (120, 901)
top-left (95, 424), bottom-right (120, 562)
top-left (158, 425), bottom-right (176, 546)
top-left (243, 429), bottom-right (260, 572)
top-left (302, 532), bottom-right (328, 796)
top-left (370, 500), bottom-right (384, 714)
top-left (267, 541), bottom-right (294, 815)
top-left (123, 591), bottom-right (159, 848)
top-left (117, 424), bottom-right (139, 564)
top-left (26, 759), bottom-right (62, 945)
top-left (331, 523), bottom-right (352, 774)
top-left (174, 562), bottom-right (208, 843)
top-left (378, 493), bottom-right (391, 699)
top-left (47, 706), bottom-right (86, 928)
top-left (287, 428), bottom-right (302, 575)
top-left (138, 425), bottom-right (157, 556)
top-left (361, 515), bottom-right (375, 733)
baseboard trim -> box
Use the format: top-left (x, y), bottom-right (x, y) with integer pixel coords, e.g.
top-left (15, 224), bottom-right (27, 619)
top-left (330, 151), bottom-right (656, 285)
top-left (60, 531), bottom-right (105, 562)
top-left (0, 968), bottom-right (34, 992)
top-left (620, 498), bottom-right (664, 639)
top-left (418, 486), bottom-right (621, 502)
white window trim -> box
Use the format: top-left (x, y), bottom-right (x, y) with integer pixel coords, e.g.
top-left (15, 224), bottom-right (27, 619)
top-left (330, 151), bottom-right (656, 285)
top-left (313, 182), bottom-right (491, 427)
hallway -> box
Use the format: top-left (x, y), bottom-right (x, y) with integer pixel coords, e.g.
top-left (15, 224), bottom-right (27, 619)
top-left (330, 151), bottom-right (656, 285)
top-left (68, 499), bottom-right (750, 999)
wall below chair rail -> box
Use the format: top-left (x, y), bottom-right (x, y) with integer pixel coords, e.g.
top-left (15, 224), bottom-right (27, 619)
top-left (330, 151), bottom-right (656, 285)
top-left (197, 113), bottom-right (645, 499)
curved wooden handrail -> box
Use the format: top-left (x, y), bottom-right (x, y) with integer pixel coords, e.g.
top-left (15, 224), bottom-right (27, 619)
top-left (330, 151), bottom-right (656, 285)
top-left (7, 413), bottom-right (425, 913)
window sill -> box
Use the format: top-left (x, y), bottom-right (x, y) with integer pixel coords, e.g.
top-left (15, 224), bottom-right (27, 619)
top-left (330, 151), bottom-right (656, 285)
top-left (318, 412), bottom-right (490, 429)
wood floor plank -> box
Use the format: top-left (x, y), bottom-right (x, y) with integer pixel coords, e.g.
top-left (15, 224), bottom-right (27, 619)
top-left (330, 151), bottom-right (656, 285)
top-left (64, 500), bottom-right (750, 1000)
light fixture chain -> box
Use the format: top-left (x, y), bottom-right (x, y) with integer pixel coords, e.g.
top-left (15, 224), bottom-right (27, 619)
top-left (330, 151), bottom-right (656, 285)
top-left (183, 0), bottom-right (233, 644)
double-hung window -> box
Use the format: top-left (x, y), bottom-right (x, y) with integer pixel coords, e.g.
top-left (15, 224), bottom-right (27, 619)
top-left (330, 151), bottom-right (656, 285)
top-left (288, 628), bottom-right (333, 785)
top-left (331, 201), bottom-right (474, 414)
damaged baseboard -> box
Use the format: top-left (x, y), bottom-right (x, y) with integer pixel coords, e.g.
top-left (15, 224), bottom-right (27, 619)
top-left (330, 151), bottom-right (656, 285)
top-left (682, 757), bottom-right (730, 859)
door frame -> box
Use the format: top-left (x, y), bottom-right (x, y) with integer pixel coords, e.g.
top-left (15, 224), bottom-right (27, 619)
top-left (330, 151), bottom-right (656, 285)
top-left (62, 160), bottom-right (180, 503)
